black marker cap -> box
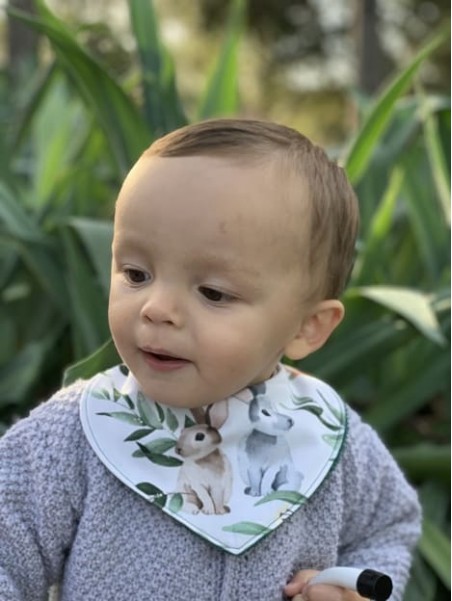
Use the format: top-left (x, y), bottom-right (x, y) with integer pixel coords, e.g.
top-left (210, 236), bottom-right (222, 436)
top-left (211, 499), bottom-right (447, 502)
top-left (357, 569), bottom-right (393, 601)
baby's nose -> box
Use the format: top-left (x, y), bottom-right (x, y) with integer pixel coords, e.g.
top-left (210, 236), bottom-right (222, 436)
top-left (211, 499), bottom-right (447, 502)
top-left (140, 285), bottom-right (183, 327)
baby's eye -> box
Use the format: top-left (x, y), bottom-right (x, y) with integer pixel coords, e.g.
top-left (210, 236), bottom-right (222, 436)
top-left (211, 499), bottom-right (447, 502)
top-left (124, 268), bottom-right (149, 285)
top-left (199, 286), bottom-right (233, 303)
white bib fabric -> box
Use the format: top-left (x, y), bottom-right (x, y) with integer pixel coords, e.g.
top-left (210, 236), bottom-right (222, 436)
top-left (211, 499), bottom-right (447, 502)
top-left (80, 364), bottom-right (347, 555)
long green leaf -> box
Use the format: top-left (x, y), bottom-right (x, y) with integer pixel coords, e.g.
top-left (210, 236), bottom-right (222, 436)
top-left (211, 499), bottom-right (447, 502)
top-left (0, 182), bottom-right (44, 242)
top-left (60, 227), bottom-right (110, 358)
top-left (401, 156), bottom-right (449, 284)
top-left (8, 61), bottom-right (58, 156)
top-left (299, 312), bottom-right (413, 383)
top-left (392, 444), bottom-right (451, 483)
top-left (0, 331), bottom-right (61, 407)
top-left (344, 29), bottom-right (449, 184)
top-left (197, 0), bottom-right (245, 118)
top-left (364, 351), bottom-right (450, 430)
top-left (129, 0), bottom-right (187, 136)
top-left (403, 551), bottom-right (438, 601)
top-left (354, 166), bottom-right (404, 282)
top-left (354, 286), bottom-right (446, 346)
top-left (419, 518), bottom-right (451, 589)
top-left (0, 233), bottom-right (69, 314)
top-left (10, 4), bottom-right (149, 175)
top-left (66, 217), bottom-right (113, 296)
top-left (420, 92), bottom-right (451, 225)
top-left (419, 481), bottom-right (451, 527)
top-left (62, 337), bottom-right (120, 387)
top-left (31, 76), bottom-right (89, 206)
top-left (0, 343), bottom-right (44, 407)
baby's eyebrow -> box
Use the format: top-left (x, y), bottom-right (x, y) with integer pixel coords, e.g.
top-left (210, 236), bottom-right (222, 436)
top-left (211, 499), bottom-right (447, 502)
top-left (191, 254), bottom-right (261, 279)
top-left (112, 236), bottom-right (149, 254)
top-left (112, 238), bottom-right (263, 283)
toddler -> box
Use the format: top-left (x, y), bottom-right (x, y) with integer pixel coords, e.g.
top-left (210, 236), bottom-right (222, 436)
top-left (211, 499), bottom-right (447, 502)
top-left (0, 119), bottom-right (421, 601)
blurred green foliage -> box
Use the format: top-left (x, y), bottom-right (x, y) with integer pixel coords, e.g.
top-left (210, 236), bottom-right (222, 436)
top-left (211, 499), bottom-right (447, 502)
top-left (0, 1), bottom-right (450, 598)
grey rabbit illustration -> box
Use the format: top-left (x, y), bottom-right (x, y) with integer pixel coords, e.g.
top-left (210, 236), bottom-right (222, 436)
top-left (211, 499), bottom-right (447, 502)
top-left (175, 401), bottom-right (233, 515)
top-left (238, 382), bottom-right (303, 497)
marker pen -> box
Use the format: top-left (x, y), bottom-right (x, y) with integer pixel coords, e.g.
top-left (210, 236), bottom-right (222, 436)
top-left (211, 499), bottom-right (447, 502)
top-left (308, 567), bottom-right (393, 601)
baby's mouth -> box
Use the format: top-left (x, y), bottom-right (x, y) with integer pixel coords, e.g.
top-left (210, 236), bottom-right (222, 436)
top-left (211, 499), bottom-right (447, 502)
top-left (140, 348), bottom-right (190, 370)
top-left (150, 351), bottom-right (177, 361)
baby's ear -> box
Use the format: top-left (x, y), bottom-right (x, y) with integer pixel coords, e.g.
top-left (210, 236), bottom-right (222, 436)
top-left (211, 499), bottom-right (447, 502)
top-left (284, 300), bottom-right (344, 361)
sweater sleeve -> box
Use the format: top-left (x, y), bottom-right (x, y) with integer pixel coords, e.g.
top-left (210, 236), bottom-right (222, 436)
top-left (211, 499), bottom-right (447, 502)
top-left (0, 383), bottom-right (87, 601)
top-left (338, 409), bottom-right (422, 601)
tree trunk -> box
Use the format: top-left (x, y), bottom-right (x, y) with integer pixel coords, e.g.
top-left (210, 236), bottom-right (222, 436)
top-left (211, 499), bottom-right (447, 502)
top-left (354, 0), bottom-right (392, 94)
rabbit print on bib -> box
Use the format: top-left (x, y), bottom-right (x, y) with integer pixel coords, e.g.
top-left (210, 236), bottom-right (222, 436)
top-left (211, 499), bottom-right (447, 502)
top-left (176, 400), bottom-right (233, 515)
top-left (80, 364), bottom-right (347, 554)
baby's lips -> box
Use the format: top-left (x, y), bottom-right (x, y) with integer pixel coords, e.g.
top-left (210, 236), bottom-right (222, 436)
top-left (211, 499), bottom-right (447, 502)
top-left (141, 346), bottom-right (188, 361)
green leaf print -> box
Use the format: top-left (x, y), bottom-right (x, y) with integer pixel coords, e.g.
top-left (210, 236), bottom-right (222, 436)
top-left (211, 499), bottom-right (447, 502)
top-left (293, 404), bottom-right (342, 431)
top-left (96, 411), bottom-right (143, 425)
top-left (168, 493), bottom-right (184, 513)
top-left (123, 428), bottom-right (155, 441)
top-left (136, 443), bottom-right (182, 467)
top-left (165, 408), bottom-right (179, 432)
top-left (122, 394), bottom-right (135, 410)
top-left (137, 394), bottom-right (163, 429)
top-left (184, 415), bottom-right (196, 428)
top-left (222, 521), bottom-right (271, 535)
top-left (317, 390), bottom-right (345, 425)
top-left (92, 388), bottom-right (112, 400)
top-left (139, 438), bottom-right (176, 454)
top-left (291, 395), bottom-right (315, 407)
top-left (136, 482), bottom-right (162, 496)
top-left (254, 490), bottom-right (306, 506)
top-left (136, 482), bottom-right (167, 508)
top-left (136, 484), bottom-right (183, 512)
top-left (119, 364), bottom-right (129, 376)
top-left (322, 433), bottom-right (343, 448)
top-left (154, 402), bottom-right (165, 423)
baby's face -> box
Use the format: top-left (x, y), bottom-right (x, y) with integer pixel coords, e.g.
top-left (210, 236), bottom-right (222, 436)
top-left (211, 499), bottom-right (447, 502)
top-left (109, 155), bottom-right (312, 408)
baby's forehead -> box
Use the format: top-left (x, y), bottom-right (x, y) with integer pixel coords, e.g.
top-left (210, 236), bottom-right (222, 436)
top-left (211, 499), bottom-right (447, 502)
top-left (115, 154), bottom-right (311, 269)
top-left (125, 153), bottom-right (310, 227)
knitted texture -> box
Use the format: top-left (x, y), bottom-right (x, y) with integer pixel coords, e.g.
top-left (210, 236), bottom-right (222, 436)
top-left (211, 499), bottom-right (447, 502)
top-left (0, 377), bottom-right (421, 601)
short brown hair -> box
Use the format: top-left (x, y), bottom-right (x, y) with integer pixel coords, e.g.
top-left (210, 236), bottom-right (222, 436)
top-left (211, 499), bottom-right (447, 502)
top-left (143, 118), bottom-right (359, 299)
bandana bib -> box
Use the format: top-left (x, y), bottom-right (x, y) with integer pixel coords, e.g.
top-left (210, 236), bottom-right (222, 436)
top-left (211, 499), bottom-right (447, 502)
top-left (80, 364), bottom-right (347, 555)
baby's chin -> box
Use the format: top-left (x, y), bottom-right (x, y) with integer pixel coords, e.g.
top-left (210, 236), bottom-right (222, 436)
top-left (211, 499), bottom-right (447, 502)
top-left (138, 384), bottom-right (224, 409)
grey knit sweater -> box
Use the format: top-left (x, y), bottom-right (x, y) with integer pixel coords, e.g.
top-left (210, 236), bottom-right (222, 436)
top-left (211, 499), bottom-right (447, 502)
top-left (0, 377), bottom-right (421, 601)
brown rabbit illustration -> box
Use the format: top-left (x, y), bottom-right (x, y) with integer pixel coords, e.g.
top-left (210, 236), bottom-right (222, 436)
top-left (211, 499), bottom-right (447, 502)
top-left (175, 401), bottom-right (232, 515)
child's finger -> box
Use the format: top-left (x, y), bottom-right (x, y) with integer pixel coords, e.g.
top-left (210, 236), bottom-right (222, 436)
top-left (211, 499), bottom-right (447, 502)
top-left (304, 583), bottom-right (366, 601)
top-left (284, 569), bottom-right (319, 598)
